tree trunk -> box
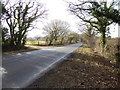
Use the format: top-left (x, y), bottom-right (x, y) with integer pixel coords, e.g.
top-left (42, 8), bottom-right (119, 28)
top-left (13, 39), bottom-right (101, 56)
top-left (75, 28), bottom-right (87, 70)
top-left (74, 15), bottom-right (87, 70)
top-left (100, 29), bottom-right (106, 53)
top-left (48, 40), bottom-right (52, 46)
top-left (9, 28), bottom-right (15, 47)
top-left (54, 39), bottom-right (57, 45)
top-left (60, 37), bottom-right (64, 45)
top-left (10, 39), bottom-right (15, 47)
top-left (37, 38), bottom-right (39, 45)
top-left (15, 40), bottom-right (22, 49)
top-left (69, 39), bottom-right (72, 44)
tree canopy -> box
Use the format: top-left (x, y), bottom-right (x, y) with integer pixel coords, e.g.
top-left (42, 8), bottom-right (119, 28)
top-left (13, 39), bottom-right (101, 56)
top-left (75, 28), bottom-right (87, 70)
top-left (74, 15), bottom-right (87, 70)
top-left (68, 0), bottom-right (119, 52)
top-left (43, 20), bottom-right (70, 45)
top-left (2, 0), bottom-right (47, 49)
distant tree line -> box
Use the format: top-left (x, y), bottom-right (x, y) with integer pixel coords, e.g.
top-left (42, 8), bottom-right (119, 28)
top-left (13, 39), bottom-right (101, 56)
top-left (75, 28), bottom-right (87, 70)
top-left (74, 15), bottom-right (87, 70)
top-left (43, 20), bottom-right (80, 45)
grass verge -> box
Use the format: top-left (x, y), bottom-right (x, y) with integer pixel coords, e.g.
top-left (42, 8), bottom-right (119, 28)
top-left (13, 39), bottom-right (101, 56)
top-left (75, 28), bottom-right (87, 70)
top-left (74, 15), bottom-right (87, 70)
top-left (28, 45), bottom-right (120, 88)
top-left (3, 46), bottom-right (41, 54)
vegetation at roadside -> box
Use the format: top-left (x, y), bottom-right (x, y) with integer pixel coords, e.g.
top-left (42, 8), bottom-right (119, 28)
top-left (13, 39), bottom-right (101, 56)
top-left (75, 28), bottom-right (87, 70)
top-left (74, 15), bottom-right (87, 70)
top-left (1, 0), bottom-right (47, 50)
top-left (68, 1), bottom-right (119, 52)
top-left (2, 0), bottom-right (119, 55)
top-left (1, 0), bottom-right (119, 68)
top-left (1, 0), bottom-right (120, 88)
top-left (68, 0), bottom-right (120, 68)
top-left (28, 44), bottom-right (120, 88)
top-left (3, 46), bottom-right (41, 54)
top-left (1, 0), bottom-right (80, 52)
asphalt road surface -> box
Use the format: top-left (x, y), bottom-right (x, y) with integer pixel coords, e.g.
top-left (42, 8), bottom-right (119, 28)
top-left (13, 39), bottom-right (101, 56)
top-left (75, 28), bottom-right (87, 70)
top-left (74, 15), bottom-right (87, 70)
top-left (2, 43), bottom-right (82, 88)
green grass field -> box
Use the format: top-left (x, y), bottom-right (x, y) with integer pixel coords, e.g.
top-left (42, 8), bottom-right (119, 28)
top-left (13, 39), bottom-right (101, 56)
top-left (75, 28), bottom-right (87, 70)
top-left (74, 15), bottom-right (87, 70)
top-left (26, 40), bottom-right (46, 45)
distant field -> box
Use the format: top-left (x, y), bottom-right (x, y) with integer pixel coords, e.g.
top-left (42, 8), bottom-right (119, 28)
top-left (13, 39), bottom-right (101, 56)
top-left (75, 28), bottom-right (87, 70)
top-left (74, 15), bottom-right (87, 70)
top-left (26, 40), bottom-right (46, 45)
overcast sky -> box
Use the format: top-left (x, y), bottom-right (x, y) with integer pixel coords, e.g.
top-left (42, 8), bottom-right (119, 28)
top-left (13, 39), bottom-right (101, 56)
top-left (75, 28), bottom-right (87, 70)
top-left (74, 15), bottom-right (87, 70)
top-left (3, 0), bottom-right (120, 38)
top-left (27, 0), bottom-right (80, 38)
top-left (29, 0), bottom-right (119, 38)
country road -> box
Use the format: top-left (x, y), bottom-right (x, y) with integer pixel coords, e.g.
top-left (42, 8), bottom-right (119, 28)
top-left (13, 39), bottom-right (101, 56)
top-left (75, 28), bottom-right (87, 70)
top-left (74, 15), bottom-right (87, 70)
top-left (2, 43), bottom-right (82, 88)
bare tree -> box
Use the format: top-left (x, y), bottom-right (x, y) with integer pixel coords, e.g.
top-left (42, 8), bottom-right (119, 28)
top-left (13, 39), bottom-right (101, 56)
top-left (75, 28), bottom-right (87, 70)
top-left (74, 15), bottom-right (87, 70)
top-left (43, 20), bottom-right (70, 45)
top-left (59, 29), bottom-right (69, 45)
top-left (79, 24), bottom-right (97, 50)
top-left (3, 0), bottom-right (47, 49)
top-left (0, 0), bottom-right (9, 47)
top-left (67, 32), bottom-right (80, 44)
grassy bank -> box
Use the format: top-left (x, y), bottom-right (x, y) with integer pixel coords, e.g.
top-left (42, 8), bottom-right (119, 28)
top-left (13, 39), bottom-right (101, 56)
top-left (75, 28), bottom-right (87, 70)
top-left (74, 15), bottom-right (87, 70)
top-left (28, 45), bottom-right (120, 88)
top-left (94, 38), bottom-right (120, 67)
top-left (3, 46), bottom-right (41, 54)
top-left (2, 41), bottom-right (44, 53)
